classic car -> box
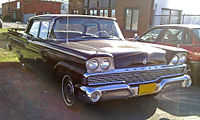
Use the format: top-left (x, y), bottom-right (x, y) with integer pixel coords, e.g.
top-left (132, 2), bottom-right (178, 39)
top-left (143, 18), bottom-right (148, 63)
top-left (7, 14), bottom-right (192, 107)
top-left (137, 25), bottom-right (200, 85)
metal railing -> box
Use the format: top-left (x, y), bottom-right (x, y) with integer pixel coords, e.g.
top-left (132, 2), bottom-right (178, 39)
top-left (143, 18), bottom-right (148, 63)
top-left (152, 14), bottom-right (200, 27)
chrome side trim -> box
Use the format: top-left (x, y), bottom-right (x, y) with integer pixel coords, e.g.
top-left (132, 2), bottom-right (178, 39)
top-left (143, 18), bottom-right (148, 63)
top-left (27, 40), bottom-right (87, 60)
top-left (83, 64), bottom-right (186, 78)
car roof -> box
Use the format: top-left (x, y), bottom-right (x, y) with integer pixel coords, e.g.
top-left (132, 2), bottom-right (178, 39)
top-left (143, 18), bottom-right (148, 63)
top-left (154, 24), bottom-right (200, 29)
top-left (30, 14), bottom-right (116, 21)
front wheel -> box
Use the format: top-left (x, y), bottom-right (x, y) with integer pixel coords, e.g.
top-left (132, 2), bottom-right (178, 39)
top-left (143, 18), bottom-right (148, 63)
top-left (62, 74), bottom-right (78, 107)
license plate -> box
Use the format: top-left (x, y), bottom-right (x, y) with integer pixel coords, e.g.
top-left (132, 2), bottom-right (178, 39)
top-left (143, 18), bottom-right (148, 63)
top-left (139, 83), bottom-right (156, 95)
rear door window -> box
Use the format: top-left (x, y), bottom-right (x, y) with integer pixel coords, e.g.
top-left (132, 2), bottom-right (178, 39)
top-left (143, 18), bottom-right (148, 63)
top-left (184, 32), bottom-right (192, 44)
top-left (39, 21), bottom-right (51, 39)
top-left (192, 28), bottom-right (200, 43)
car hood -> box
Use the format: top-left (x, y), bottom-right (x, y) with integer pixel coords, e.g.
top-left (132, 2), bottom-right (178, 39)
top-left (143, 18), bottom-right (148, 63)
top-left (57, 40), bottom-right (177, 68)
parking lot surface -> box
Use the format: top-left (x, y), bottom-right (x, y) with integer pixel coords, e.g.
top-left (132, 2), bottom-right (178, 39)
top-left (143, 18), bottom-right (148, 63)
top-left (0, 63), bottom-right (199, 120)
top-left (2, 22), bottom-right (26, 29)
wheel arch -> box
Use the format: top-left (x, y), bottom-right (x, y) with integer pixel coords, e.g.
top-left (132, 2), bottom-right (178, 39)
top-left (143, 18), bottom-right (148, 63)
top-left (52, 61), bottom-right (85, 83)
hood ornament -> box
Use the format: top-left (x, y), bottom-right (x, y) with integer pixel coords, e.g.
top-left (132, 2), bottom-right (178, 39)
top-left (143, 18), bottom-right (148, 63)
top-left (143, 59), bottom-right (147, 65)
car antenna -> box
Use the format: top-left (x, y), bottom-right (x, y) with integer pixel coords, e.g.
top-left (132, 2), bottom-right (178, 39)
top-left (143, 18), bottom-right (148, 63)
top-left (66, 15), bottom-right (69, 45)
top-left (177, 44), bottom-right (180, 48)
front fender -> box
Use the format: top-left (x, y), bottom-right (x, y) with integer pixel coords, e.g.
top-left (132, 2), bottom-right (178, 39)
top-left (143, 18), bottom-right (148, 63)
top-left (53, 61), bottom-right (86, 75)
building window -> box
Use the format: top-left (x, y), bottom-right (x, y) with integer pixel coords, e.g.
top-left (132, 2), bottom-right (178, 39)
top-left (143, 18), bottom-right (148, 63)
top-left (125, 9), bottom-right (139, 31)
top-left (111, 9), bottom-right (115, 18)
top-left (72, 10), bottom-right (79, 14)
top-left (90, 10), bottom-right (93, 15)
top-left (99, 9), bottom-right (109, 17)
top-left (104, 10), bottom-right (108, 17)
top-left (161, 8), bottom-right (182, 25)
top-left (17, 2), bottom-right (20, 9)
top-left (100, 10), bottom-right (103, 16)
top-left (94, 10), bottom-right (97, 16)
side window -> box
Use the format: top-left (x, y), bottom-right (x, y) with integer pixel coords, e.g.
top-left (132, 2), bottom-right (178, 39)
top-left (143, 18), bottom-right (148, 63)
top-left (29, 21), bottom-right (40, 37)
top-left (39, 21), bottom-right (51, 39)
top-left (161, 28), bottom-right (183, 44)
top-left (184, 33), bottom-right (191, 44)
top-left (192, 28), bottom-right (200, 43)
top-left (141, 29), bottom-right (163, 42)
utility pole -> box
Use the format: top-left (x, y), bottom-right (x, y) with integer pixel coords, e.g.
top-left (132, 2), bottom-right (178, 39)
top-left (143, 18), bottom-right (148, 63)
top-left (8, 0), bottom-right (10, 18)
top-left (87, 0), bottom-right (90, 15)
top-left (97, 0), bottom-right (100, 16)
top-left (108, 0), bottom-right (111, 17)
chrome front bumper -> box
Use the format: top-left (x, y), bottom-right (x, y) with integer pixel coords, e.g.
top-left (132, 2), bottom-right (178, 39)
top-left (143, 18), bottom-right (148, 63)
top-left (79, 74), bottom-right (191, 103)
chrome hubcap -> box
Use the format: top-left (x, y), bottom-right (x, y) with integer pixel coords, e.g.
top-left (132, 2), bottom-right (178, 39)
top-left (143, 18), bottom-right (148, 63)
top-left (62, 75), bottom-right (74, 106)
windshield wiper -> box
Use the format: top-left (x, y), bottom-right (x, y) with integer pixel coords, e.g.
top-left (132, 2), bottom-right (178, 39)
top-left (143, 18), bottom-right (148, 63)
top-left (79, 36), bottom-right (121, 40)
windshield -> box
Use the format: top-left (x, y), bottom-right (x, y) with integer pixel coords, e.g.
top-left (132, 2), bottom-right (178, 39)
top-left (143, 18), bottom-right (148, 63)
top-left (50, 17), bottom-right (124, 41)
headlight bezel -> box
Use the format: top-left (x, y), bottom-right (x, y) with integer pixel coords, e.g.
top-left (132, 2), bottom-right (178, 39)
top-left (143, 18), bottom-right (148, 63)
top-left (170, 53), bottom-right (187, 65)
top-left (171, 55), bottom-right (179, 65)
top-left (179, 54), bottom-right (187, 64)
top-left (88, 59), bottom-right (99, 71)
top-left (86, 57), bottom-right (114, 73)
top-left (100, 58), bottom-right (111, 70)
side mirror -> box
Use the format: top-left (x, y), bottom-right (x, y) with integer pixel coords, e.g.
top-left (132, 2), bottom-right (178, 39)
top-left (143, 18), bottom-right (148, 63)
top-left (26, 34), bottom-right (31, 39)
top-left (16, 21), bottom-right (21, 24)
top-left (134, 33), bottom-right (140, 41)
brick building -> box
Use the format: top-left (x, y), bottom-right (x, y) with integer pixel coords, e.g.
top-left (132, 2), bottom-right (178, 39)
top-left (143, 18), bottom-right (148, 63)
top-left (2, 0), bottom-right (62, 23)
top-left (69, 0), bottom-right (154, 38)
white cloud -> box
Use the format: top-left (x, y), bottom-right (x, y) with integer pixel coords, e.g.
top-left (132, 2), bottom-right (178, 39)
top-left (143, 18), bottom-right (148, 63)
top-left (167, 0), bottom-right (200, 14)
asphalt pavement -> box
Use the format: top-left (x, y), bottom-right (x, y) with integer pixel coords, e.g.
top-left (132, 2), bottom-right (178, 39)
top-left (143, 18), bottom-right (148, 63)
top-left (0, 63), bottom-right (199, 120)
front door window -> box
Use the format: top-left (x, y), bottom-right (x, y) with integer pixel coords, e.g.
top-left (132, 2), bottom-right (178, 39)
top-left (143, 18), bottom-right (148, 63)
top-left (160, 28), bottom-right (184, 44)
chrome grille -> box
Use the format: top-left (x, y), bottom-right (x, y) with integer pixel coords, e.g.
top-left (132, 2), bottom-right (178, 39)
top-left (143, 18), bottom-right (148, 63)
top-left (87, 67), bottom-right (185, 85)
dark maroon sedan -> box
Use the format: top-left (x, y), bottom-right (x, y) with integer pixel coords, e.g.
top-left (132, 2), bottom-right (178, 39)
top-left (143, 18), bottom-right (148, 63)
top-left (137, 24), bottom-right (200, 85)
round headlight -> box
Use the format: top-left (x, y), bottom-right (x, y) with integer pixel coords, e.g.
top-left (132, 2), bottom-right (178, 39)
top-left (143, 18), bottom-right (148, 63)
top-left (89, 59), bottom-right (99, 71)
top-left (180, 55), bottom-right (187, 64)
top-left (100, 58), bottom-right (110, 70)
top-left (171, 55), bottom-right (179, 65)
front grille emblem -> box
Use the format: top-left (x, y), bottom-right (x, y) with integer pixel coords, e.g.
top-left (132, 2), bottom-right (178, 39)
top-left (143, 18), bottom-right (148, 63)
top-left (143, 59), bottom-right (147, 65)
